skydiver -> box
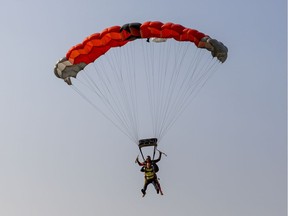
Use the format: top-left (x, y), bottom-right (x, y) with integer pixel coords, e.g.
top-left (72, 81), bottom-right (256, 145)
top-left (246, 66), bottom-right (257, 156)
top-left (136, 152), bottom-right (163, 197)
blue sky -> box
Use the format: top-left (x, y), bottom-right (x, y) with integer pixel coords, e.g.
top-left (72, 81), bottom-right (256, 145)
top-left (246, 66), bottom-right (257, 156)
top-left (0, 0), bottom-right (286, 216)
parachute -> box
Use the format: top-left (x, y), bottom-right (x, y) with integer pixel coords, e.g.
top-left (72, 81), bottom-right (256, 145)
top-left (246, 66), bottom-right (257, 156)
top-left (54, 21), bottom-right (228, 151)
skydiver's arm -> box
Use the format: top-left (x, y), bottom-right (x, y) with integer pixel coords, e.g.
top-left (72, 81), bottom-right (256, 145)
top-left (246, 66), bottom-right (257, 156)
top-left (136, 157), bottom-right (145, 166)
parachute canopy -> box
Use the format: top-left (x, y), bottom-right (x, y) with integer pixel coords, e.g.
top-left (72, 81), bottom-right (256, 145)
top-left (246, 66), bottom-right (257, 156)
top-left (54, 21), bottom-right (227, 85)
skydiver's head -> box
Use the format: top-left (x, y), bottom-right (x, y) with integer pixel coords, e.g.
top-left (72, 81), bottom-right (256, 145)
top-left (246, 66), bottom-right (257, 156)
top-left (146, 156), bottom-right (151, 162)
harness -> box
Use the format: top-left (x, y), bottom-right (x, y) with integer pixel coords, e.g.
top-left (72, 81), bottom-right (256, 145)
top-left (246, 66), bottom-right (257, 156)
top-left (144, 167), bottom-right (155, 180)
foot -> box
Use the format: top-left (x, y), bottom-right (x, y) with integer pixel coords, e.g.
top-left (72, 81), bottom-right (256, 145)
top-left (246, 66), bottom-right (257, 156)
top-left (141, 189), bottom-right (146, 197)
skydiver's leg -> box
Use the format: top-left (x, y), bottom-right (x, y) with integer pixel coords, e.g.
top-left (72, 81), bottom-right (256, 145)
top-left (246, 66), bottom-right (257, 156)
top-left (152, 180), bottom-right (159, 193)
top-left (142, 179), bottom-right (154, 197)
top-left (155, 178), bottom-right (163, 195)
top-left (141, 178), bottom-right (149, 197)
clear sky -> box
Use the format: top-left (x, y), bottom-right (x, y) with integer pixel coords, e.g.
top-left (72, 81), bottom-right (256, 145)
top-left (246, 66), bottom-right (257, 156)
top-left (0, 0), bottom-right (286, 216)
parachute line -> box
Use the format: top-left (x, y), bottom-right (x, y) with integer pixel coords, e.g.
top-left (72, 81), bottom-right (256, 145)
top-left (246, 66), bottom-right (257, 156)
top-left (66, 38), bottom-right (223, 144)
